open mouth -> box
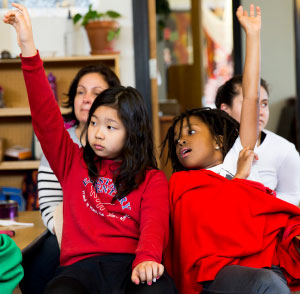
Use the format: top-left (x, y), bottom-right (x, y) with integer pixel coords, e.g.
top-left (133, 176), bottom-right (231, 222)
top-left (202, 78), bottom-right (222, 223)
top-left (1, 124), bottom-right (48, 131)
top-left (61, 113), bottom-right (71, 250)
top-left (181, 147), bottom-right (191, 158)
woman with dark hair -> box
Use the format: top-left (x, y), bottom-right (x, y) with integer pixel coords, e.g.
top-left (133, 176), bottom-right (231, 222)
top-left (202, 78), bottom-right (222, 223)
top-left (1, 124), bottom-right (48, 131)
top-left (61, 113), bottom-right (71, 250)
top-left (21, 42), bottom-right (121, 294)
top-left (215, 75), bottom-right (300, 206)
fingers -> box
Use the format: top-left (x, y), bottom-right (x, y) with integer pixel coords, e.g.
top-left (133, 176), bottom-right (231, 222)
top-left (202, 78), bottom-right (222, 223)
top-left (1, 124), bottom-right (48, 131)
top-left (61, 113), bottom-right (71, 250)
top-left (11, 2), bottom-right (32, 25)
top-left (131, 261), bottom-right (164, 286)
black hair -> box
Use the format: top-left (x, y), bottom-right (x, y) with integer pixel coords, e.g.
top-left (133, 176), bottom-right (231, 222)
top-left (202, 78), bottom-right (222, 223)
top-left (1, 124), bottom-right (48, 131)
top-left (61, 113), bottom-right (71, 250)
top-left (83, 86), bottom-right (157, 200)
top-left (63, 64), bottom-right (121, 125)
top-left (215, 75), bottom-right (269, 109)
top-left (161, 108), bottom-right (239, 172)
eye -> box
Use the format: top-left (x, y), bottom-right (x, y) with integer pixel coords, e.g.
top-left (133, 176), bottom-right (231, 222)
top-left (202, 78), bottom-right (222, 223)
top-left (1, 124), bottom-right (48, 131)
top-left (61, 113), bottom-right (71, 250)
top-left (90, 120), bottom-right (96, 126)
top-left (107, 125), bottom-right (116, 130)
top-left (76, 90), bottom-right (84, 95)
top-left (188, 129), bottom-right (195, 135)
top-left (261, 102), bottom-right (268, 108)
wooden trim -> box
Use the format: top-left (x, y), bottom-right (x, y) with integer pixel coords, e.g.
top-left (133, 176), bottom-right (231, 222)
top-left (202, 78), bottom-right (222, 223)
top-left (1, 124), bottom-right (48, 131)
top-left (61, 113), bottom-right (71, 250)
top-left (0, 160), bottom-right (40, 170)
top-left (148, 0), bottom-right (161, 159)
top-left (0, 54), bottom-right (120, 64)
top-left (0, 107), bottom-right (71, 117)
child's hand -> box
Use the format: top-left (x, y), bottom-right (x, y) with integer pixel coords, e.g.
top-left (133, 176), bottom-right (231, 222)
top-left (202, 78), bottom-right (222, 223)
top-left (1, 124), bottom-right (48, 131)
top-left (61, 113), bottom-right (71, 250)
top-left (3, 3), bottom-right (36, 57)
top-left (236, 4), bottom-right (261, 35)
top-left (234, 147), bottom-right (258, 179)
top-left (131, 261), bottom-right (164, 286)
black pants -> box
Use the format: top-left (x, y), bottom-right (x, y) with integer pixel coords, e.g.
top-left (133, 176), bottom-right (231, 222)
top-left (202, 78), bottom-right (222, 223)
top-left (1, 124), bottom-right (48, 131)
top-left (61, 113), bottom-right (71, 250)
top-left (202, 265), bottom-right (290, 294)
top-left (20, 231), bottom-right (60, 294)
top-left (44, 254), bottom-right (177, 294)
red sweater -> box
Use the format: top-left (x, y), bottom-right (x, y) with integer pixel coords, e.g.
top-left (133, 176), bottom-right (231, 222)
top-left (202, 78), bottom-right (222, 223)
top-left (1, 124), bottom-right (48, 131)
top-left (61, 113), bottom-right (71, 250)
top-left (21, 53), bottom-right (169, 267)
top-left (164, 169), bottom-right (300, 294)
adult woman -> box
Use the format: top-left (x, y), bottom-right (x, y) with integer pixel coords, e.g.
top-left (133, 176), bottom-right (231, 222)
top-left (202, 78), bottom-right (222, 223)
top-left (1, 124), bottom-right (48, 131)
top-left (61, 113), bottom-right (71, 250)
top-left (20, 63), bottom-right (120, 294)
top-left (215, 75), bottom-right (300, 206)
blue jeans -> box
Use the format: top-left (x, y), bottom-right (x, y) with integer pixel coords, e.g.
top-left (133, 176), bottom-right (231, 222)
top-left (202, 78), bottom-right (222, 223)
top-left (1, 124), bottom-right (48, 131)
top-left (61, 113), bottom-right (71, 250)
top-left (202, 265), bottom-right (290, 294)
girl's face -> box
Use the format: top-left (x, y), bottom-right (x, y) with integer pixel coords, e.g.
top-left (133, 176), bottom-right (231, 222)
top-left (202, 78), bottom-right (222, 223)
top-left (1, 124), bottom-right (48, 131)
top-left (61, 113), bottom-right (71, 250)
top-left (174, 116), bottom-right (223, 169)
top-left (221, 85), bottom-right (269, 132)
top-left (88, 105), bottom-right (126, 160)
top-left (74, 73), bottom-right (109, 124)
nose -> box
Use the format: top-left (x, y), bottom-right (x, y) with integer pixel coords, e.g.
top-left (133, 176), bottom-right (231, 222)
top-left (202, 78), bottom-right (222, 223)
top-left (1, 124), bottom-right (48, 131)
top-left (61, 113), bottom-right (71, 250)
top-left (83, 93), bottom-right (93, 104)
top-left (95, 127), bottom-right (104, 139)
top-left (177, 138), bottom-right (186, 146)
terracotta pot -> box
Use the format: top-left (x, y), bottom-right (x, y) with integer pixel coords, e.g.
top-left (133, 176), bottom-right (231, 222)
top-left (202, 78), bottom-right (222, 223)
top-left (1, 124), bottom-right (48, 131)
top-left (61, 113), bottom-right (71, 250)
top-left (85, 20), bottom-right (119, 54)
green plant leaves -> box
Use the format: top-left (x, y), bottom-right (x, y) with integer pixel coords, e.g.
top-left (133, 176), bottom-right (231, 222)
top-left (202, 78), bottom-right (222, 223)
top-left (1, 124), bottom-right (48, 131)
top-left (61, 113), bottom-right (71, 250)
top-left (107, 27), bottom-right (121, 41)
top-left (106, 11), bottom-right (121, 19)
top-left (73, 4), bottom-right (121, 26)
top-left (73, 13), bottom-right (82, 24)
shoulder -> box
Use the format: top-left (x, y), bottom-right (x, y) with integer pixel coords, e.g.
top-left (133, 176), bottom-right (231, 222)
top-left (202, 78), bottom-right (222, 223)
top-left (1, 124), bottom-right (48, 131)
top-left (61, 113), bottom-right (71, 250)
top-left (262, 129), bottom-right (295, 149)
top-left (145, 169), bottom-right (168, 185)
top-left (67, 126), bottom-right (81, 146)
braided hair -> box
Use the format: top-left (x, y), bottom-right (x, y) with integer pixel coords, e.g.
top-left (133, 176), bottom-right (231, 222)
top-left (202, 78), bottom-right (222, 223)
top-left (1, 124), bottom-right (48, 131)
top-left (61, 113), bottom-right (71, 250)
top-left (161, 108), bottom-right (240, 172)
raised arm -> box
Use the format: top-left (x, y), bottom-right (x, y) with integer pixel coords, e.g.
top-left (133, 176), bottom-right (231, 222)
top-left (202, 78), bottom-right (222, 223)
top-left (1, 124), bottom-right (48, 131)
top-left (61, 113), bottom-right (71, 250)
top-left (3, 3), bottom-right (37, 57)
top-left (236, 5), bottom-right (261, 149)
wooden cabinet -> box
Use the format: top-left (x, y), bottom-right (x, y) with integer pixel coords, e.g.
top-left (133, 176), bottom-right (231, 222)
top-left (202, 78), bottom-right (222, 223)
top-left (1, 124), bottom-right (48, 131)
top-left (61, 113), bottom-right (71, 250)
top-left (0, 54), bottom-right (119, 188)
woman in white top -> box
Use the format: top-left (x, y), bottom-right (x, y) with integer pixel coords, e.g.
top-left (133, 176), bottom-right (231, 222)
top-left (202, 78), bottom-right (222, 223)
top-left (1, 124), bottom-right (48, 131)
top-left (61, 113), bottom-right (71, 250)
top-left (215, 75), bottom-right (300, 206)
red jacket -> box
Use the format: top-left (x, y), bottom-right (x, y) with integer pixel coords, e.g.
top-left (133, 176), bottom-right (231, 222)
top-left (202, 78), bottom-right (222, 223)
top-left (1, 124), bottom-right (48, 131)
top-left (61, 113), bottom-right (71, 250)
top-left (164, 169), bottom-right (300, 294)
top-left (21, 52), bottom-right (169, 268)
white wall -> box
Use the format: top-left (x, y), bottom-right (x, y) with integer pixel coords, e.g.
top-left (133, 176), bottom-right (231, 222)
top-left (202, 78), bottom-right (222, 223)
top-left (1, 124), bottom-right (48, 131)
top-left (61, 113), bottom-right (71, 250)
top-left (0, 0), bottom-right (135, 87)
top-left (241, 0), bottom-right (296, 132)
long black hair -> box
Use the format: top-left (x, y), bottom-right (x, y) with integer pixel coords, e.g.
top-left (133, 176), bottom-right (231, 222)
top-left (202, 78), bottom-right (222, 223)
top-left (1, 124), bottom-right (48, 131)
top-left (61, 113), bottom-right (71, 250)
top-left (63, 63), bottom-right (121, 125)
top-left (215, 75), bottom-right (269, 109)
top-left (83, 86), bottom-right (157, 200)
top-left (161, 108), bottom-right (239, 172)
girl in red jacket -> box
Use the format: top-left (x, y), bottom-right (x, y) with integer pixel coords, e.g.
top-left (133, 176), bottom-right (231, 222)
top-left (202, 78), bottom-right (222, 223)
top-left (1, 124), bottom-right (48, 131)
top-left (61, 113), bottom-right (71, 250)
top-left (162, 4), bottom-right (300, 294)
top-left (4, 3), bottom-right (176, 294)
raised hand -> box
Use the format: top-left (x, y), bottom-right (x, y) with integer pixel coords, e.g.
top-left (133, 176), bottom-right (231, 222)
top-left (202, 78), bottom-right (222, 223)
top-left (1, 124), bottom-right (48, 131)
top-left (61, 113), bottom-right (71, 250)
top-left (234, 147), bottom-right (258, 179)
top-left (131, 260), bottom-right (164, 286)
top-left (3, 3), bottom-right (36, 57)
top-left (236, 4), bottom-right (261, 35)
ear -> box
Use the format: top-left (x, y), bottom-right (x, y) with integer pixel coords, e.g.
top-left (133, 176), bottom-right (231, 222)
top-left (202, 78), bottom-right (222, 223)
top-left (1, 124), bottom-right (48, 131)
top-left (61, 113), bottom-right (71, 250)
top-left (220, 103), bottom-right (230, 113)
top-left (214, 135), bottom-right (223, 150)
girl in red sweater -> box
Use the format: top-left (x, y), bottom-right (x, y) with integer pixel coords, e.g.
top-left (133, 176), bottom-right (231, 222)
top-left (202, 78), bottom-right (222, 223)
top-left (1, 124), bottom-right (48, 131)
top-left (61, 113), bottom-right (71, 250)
top-left (162, 4), bottom-right (300, 294)
top-left (4, 3), bottom-right (176, 294)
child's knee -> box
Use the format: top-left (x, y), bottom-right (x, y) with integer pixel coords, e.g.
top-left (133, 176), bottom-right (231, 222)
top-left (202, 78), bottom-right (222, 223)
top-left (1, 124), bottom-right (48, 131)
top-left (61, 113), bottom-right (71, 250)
top-left (254, 269), bottom-right (290, 294)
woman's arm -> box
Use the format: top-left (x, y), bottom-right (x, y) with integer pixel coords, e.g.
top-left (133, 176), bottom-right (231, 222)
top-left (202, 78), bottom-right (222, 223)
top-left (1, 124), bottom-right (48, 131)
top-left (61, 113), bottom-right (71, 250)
top-left (38, 161), bottom-right (63, 234)
top-left (236, 5), bottom-right (261, 149)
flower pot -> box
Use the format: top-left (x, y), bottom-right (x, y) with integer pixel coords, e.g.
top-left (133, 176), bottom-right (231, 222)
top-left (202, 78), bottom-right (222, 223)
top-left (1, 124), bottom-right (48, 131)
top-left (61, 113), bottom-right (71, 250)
top-left (85, 20), bottom-right (119, 54)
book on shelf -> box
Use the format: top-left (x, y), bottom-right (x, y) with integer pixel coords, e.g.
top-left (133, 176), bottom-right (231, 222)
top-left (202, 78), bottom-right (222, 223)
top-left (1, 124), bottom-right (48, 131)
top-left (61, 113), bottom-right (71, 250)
top-left (4, 146), bottom-right (32, 160)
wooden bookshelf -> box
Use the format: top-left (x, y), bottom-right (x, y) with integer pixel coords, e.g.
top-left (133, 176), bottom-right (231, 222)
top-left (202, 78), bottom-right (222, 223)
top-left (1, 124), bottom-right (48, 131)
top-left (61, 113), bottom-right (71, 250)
top-left (0, 54), bottom-right (119, 188)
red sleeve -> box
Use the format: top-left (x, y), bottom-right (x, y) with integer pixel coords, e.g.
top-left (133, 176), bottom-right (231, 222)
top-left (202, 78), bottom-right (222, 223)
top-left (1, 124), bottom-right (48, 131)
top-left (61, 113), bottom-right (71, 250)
top-left (132, 170), bottom-right (169, 269)
top-left (21, 52), bottom-right (79, 184)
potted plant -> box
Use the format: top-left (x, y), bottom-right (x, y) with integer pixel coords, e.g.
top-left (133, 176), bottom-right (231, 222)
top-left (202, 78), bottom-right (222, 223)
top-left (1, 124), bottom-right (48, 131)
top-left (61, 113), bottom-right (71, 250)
top-left (73, 4), bottom-right (121, 54)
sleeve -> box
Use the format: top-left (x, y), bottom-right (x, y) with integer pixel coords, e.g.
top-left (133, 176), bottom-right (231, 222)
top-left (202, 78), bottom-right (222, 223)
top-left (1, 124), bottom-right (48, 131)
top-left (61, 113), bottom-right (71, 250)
top-left (37, 127), bottom-right (81, 234)
top-left (21, 52), bottom-right (79, 185)
top-left (38, 159), bottom-right (63, 234)
top-left (275, 145), bottom-right (300, 206)
top-left (132, 170), bottom-right (169, 269)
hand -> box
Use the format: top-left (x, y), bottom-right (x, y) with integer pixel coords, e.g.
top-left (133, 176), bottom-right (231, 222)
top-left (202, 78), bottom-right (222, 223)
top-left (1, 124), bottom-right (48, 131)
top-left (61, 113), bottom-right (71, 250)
top-left (234, 147), bottom-right (258, 179)
top-left (131, 261), bottom-right (164, 286)
top-left (3, 3), bottom-right (36, 56)
top-left (236, 4), bottom-right (261, 35)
